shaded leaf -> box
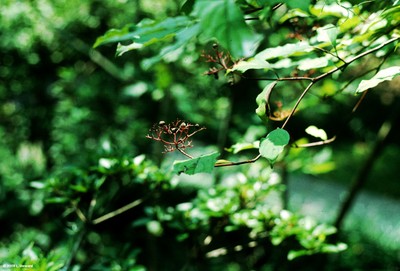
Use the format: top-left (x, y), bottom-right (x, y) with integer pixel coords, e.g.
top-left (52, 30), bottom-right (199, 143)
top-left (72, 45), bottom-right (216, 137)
top-left (356, 66), bottom-right (400, 93)
top-left (93, 16), bottom-right (192, 49)
top-left (259, 129), bottom-right (290, 165)
top-left (193, 0), bottom-right (261, 57)
top-left (255, 81), bottom-right (277, 122)
top-left (180, 0), bottom-right (195, 14)
top-left (173, 152), bottom-right (219, 175)
top-left (284, 0), bottom-right (311, 11)
top-left (45, 197), bottom-right (69, 204)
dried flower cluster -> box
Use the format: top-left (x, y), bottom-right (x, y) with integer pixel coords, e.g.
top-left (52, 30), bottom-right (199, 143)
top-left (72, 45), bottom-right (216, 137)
top-left (146, 119), bottom-right (206, 158)
top-left (202, 43), bottom-right (238, 79)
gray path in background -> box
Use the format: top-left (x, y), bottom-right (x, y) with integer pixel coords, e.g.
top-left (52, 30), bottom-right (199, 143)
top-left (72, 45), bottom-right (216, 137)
top-left (287, 175), bottom-right (400, 251)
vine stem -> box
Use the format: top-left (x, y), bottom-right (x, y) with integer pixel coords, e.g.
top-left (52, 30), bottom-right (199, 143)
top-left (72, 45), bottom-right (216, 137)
top-left (214, 36), bottom-right (399, 168)
top-left (282, 36), bottom-right (399, 129)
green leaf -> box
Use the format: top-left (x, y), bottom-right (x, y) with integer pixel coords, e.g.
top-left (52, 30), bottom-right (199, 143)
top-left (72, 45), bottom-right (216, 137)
top-left (284, 0), bottom-right (311, 11)
top-left (193, 0), bottom-right (261, 57)
top-left (259, 129), bottom-right (290, 165)
top-left (146, 220), bottom-right (163, 237)
top-left (255, 81), bottom-right (277, 122)
top-left (45, 197), bottom-right (70, 204)
top-left (180, 0), bottom-right (195, 14)
top-left (230, 58), bottom-right (271, 73)
top-left (30, 181), bottom-right (46, 189)
top-left (279, 8), bottom-right (310, 23)
top-left (173, 152), bottom-right (219, 175)
top-left (225, 141), bottom-right (260, 154)
top-left (254, 41), bottom-right (313, 60)
top-left (305, 125), bottom-right (328, 140)
top-left (93, 16), bottom-right (192, 49)
top-left (356, 66), bottom-right (400, 93)
top-left (297, 57), bottom-right (329, 71)
top-left (316, 24), bottom-right (338, 47)
top-left (288, 249), bottom-right (312, 260)
top-left (116, 42), bottom-right (143, 57)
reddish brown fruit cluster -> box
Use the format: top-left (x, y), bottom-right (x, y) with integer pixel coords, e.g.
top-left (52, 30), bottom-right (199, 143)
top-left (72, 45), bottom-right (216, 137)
top-left (146, 119), bottom-right (206, 157)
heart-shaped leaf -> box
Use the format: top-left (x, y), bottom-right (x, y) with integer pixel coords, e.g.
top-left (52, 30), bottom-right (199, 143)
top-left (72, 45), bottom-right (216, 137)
top-left (259, 129), bottom-right (290, 165)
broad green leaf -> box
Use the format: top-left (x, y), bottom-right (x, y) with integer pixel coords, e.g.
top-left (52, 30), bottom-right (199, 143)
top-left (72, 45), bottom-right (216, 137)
top-left (356, 66), bottom-right (400, 93)
top-left (284, 0), bottom-right (311, 11)
top-left (255, 81), bottom-right (277, 122)
top-left (193, 0), bottom-right (261, 57)
top-left (305, 125), bottom-right (328, 140)
top-left (259, 129), bottom-right (290, 165)
top-left (93, 16), bottom-right (192, 49)
top-left (230, 58), bottom-right (271, 73)
top-left (255, 41), bottom-right (314, 60)
top-left (258, 0), bottom-right (310, 12)
top-left (141, 23), bottom-right (200, 68)
top-left (173, 152), bottom-right (219, 175)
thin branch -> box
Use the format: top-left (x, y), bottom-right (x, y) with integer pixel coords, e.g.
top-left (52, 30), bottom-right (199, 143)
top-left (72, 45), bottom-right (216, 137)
top-left (92, 198), bottom-right (144, 225)
top-left (281, 36), bottom-right (399, 129)
top-left (281, 81), bottom-right (314, 129)
top-left (177, 148), bottom-right (194, 159)
top-left (292, 136), bottom-right (337, 148)
top-left (214, 154), bottom-right (261, 167)
top-left (243, 75), bottom-right (314, 82)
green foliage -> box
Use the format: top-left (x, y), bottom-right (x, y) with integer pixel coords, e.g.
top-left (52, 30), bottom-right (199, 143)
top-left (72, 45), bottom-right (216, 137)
top-left (356, 66), bottom-right (400, 93)
top-left (1, 0), bottom-right (400, 270)
top-left (259, 128), bottom-right (290, 165)
top-left (173, 152), bottom-right (219, 175)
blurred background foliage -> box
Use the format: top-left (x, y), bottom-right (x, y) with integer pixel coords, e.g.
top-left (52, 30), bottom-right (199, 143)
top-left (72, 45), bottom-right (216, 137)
top-left (0, 0), bottom-right (399, 270)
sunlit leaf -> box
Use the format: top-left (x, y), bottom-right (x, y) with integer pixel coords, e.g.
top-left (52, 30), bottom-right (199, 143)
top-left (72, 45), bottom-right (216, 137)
top-left (279, 8), bottom-right (310, 23)
top-left (230, 58), bottom-right (271, 73)
top-left (259, 129), bottom-right (290, 165)
top-left (297, 57), bottom-right (329, 71)
top-left (116, 42), bottom-right (143, 57)
top-left (225, 141), bottom-right (260, 154)
top-left (173, 152), bottom-right (219, 175)
top-left (316, 24), bottom-right (338, 47)
top-left (305, 125), bottom-right (328, 140)
top-left (255, 41), bottom-right (314, 60)
top-left (356, 66), bottom-right (400, 93)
